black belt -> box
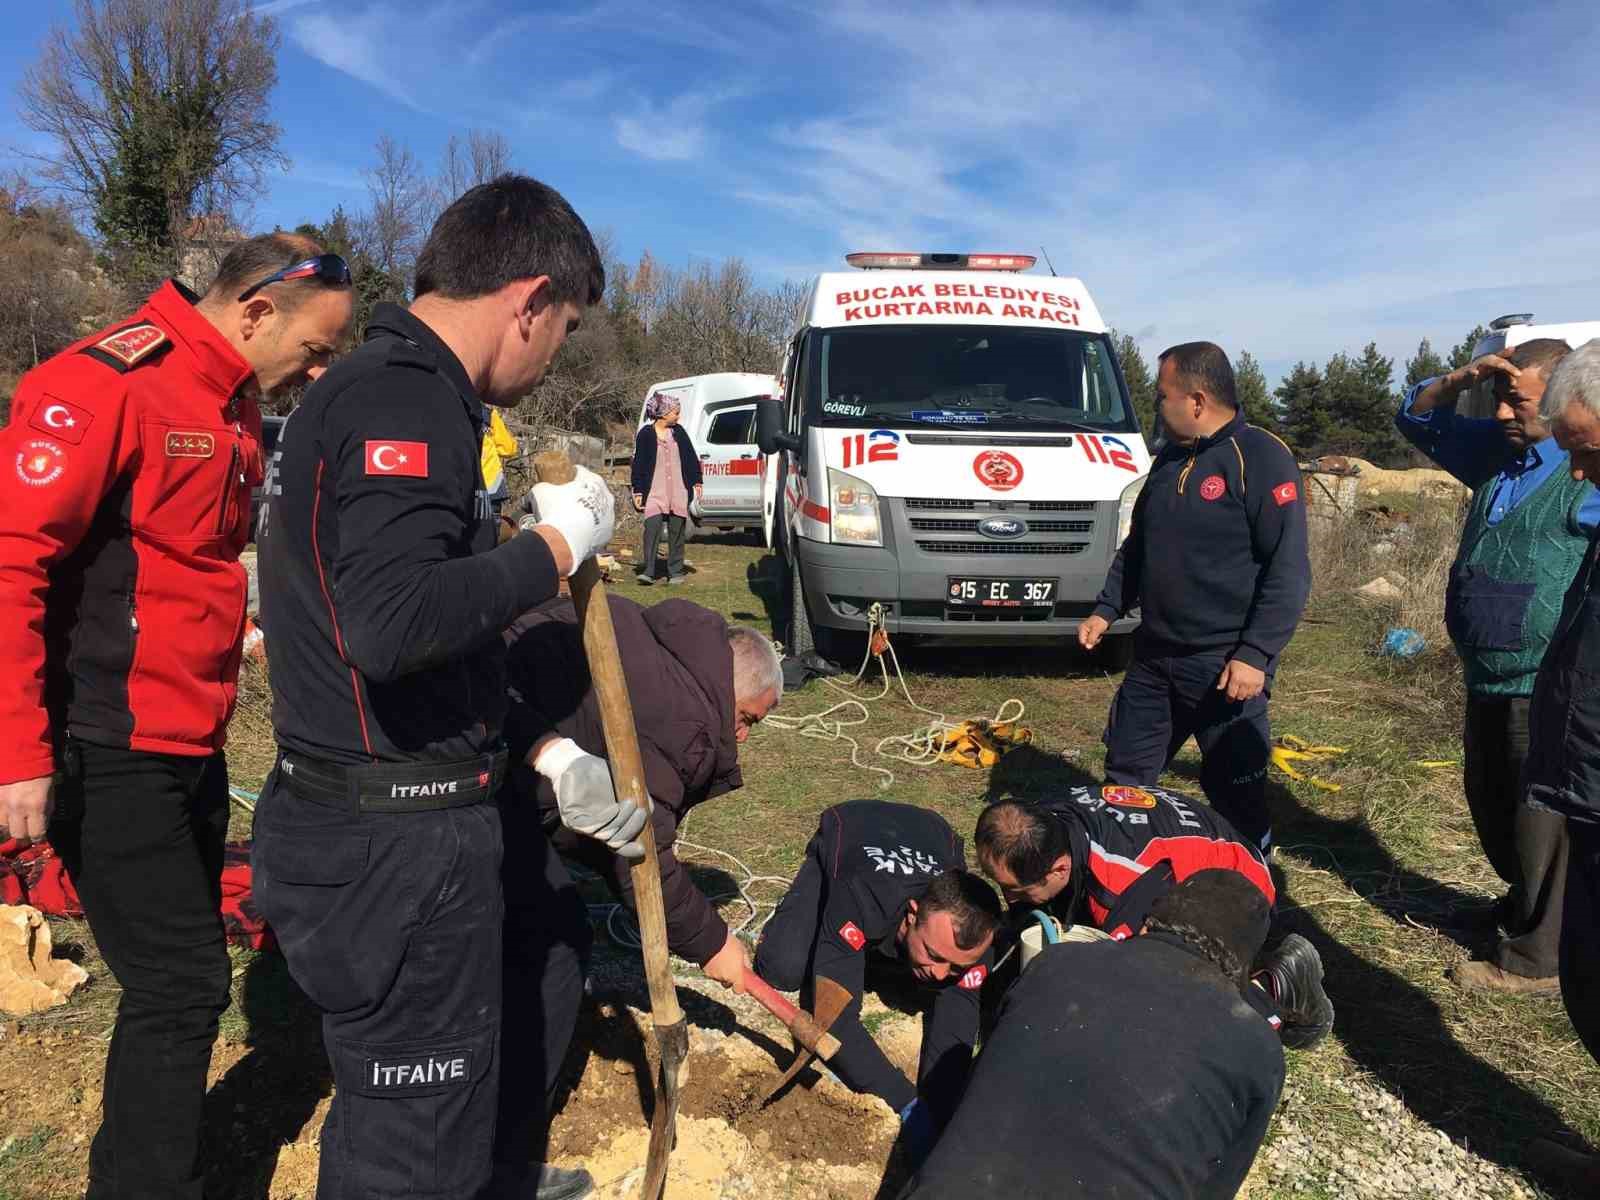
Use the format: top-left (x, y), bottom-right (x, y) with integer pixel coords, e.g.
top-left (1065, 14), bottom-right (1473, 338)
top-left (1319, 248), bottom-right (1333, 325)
top-left (276, 750), bottom-right (507, 813)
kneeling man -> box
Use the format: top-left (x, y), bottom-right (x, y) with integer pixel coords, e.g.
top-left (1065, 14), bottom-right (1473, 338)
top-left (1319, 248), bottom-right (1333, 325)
top-left (975, 785), bottom-right (1333, 1047)
top-left (898, 870), bottom-right (1285, 1199)
top-left (755, 800), bottom-right (1001, 1157)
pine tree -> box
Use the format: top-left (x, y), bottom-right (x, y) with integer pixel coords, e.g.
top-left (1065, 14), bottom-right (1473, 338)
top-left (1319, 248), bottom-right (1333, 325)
top-left (1321, 343), bottom-right (1405, 464)
top-left (1449, 325), bottom-right (1490, 369)
top-left (1110, 329), bottom-right (1155, 436)
top-left (1404, 337), bottom-right (1448, 390)
top-left (1277, 362), bottom-right (1327, 455)
top-left (1234, 351), bottom-right (1279, 433)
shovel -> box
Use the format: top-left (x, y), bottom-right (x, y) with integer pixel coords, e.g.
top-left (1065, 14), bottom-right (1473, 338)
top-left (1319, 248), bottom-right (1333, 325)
top-left (754, 976), bottom-right (853, 1107)
top-left (533, 452), bottom-right (685, 1200)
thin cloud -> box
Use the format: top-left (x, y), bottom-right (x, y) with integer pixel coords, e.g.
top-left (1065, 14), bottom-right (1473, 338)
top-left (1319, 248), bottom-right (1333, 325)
top-left (288, 9), bottom-right (426, 111)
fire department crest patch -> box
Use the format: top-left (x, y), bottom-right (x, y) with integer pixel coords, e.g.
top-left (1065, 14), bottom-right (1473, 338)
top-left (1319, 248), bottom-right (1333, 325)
top-left (1102, 785), bottom-right (1157, 809)
top-left (16, 440), bottom-right (66, 487)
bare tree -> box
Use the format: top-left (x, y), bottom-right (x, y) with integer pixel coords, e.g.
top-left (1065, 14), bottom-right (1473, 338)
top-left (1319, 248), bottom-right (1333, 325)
top-left (428, 128), bottom-right (513, 230)
top-left (18, 0), bottom-right (283, 261)
top-left (357, 134), bottom-right (427, 285)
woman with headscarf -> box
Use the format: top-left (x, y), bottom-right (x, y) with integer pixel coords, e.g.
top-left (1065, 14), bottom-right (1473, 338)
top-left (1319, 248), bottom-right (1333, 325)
top-left (630, 391), bottom-right (703, 584)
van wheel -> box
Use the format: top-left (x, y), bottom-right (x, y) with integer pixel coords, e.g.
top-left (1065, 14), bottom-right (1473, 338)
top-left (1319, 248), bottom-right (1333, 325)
top-left (1095, 633), bottom-right (1136, 672)
top-left (787, 550), bottom-right (817, 660)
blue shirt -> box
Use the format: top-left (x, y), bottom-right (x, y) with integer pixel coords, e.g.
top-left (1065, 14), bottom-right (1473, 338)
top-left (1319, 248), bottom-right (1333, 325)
top-left (1395, 378), bottom-right (1600, 533)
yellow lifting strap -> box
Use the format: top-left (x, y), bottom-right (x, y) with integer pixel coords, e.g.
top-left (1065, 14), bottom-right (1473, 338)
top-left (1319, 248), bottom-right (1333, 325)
top-left (935, 717), bottom-right (1034, 769)
top-left (1269, 734), bottom-right (1347, 792)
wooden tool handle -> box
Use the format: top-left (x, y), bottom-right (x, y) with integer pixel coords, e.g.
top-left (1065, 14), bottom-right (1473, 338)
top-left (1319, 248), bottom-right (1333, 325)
top-left (744, 973), bottom-right (842, 1060)
top-left (535, 450), bottom-right (684, 1030)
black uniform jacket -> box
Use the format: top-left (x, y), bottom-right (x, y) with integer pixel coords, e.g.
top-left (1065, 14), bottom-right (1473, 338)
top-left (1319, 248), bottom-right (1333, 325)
top-left (897, 934), bottom-right (1285, 1199)
top-left (1040, 785), bottom-right (1275, 940)
top-left (1094, 412), bottom-right (1310, 670)
top-left (809, 801), bottom-right (992, 1120)
top-left (259, 304), bottom-right (559, 764)
top-left (502, 594), bottom-right (742, 965)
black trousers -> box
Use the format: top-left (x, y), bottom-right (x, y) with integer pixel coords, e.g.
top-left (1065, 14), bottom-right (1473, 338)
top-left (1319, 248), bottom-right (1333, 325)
top-left (1102, 649), bottom-right (1274, 851)
top-left (641, 513), bottom-right (686, 580)
top-left (252, 769), bottom-right (590, 1199)
top-left (1561, 820), bottom-right (1600, 1063)
top-left (49, 741), bottom-right (232, 1200)
top-left (1463, 694), bottom-right (1567, 977)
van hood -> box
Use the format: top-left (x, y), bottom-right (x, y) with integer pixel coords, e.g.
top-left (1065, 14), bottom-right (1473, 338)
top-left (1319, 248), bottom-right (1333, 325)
top-left (820, 427), bottom-right (1149, 501)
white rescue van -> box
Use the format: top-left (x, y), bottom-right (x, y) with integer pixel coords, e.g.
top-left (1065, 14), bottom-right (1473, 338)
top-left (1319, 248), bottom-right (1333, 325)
top-left (637, 372), bottom-right (776, 534)
top-left (753, 252), bottom-right (1150, 662)
top-left (1456, 313), bottom-right (1600, 418)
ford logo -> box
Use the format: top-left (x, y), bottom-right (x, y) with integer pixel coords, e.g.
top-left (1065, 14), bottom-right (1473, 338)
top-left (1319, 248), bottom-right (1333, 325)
top-left (978, 517), bottom-right (1028, 539)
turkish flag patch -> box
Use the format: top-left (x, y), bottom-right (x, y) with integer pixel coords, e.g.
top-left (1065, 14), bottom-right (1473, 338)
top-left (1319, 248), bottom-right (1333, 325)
top-left (29, 397), bottom-right (94, 446)
top-left (838, 921), bottom-right (866, 952)
top-left (1272, 481), bottom-right (1299, 507)
top-left (957, 964), bottom-right (988, 991)
top-left (365, 441), bottom-right (429, 478)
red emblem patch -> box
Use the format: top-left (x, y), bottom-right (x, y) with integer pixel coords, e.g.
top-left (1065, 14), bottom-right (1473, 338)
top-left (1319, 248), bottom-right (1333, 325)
top-left (1102, 785), bottom-right (1157, 809)
top-left (366, 441), bottom-right (429, 478)
top-left (838, 921), bottom-right (867, 951)
top-left (1273, 481), bottom-right (1299, 507)
top-left (477, 771), bottom-right (490, 788)
top-left (1198, 474), bottom-right (1226, 501)
top-left (96, 323), bottom-right (167, 367)
top-left (30, 397), bottom-right (94, 446)
top-left (972, 450), bottom-right (1024, 492)
top-left (16, 440), bottom-right (66, 487)
top-left (958, 964), bottom-right (988, 991)
top-left (165, 431), bottom-right (216, 459)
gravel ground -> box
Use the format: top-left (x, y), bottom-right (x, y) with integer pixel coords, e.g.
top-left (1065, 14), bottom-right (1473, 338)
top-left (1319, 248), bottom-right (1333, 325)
top-left (1260, 1071), bottom-right (1538, 1199)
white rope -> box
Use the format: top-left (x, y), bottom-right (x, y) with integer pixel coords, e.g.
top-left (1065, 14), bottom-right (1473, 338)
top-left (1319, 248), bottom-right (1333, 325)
top-left (761, 602), bottom-right (1028, 789)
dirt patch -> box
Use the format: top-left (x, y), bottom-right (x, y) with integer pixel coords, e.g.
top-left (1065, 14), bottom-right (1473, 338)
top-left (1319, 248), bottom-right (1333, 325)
top-left (547, 996), bottom-right (902, 1197)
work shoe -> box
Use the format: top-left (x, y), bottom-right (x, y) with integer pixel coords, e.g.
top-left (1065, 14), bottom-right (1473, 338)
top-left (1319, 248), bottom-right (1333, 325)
top-left (1526, 1137), bottom-right (1600, 1191)
top-left (1258, 933), bottom-right (1335, 1049)
top-left (480, 1162), bottom-right (594, 1200)
top-left (667, 574), bottom-right (686, 585)
top-left (1451, 958), bottom-right (1561, 996)
top-left (634, 572), bottom-right (653, 586)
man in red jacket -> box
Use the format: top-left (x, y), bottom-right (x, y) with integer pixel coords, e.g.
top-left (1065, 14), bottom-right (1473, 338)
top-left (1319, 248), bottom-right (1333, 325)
top-left (0, 232), bottom-right (352, 1200)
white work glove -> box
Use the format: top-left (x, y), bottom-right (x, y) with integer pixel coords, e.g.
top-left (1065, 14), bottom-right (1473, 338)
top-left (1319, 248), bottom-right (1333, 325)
top-left (536, 738), bottom-right (650, 859)
top-left (527, 466), bottom-right (616, 567)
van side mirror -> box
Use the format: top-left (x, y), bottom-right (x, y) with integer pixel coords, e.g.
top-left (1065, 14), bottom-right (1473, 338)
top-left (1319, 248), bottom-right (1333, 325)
top-left (753, 397), bottom-right (800, 456)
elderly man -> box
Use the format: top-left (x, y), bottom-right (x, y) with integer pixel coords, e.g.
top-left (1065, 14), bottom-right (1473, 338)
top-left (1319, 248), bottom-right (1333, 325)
top-left (0, 232), bottom-right (352, 1200)
top-left (1079, 342), bottom-right (1310, 853)
top-left (897, 871), bottom-right (1285, 1199)
top-left (1397, 338), bottom-right (1590, 994)
top-left (502, 595), bottom-right (781, 997)
top-left (1521, 340), bottom-right (1600, 1191)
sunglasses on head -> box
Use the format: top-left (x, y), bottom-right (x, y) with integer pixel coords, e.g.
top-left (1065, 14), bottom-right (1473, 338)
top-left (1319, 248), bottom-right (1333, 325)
top-left (237, 254), bottom-right (353, 302)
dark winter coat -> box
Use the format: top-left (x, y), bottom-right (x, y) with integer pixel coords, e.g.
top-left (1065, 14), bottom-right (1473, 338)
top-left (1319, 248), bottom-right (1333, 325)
top-left (502, 594), bottom-right (741, 964)
top-left (630, 423), bottom-right (703, 500)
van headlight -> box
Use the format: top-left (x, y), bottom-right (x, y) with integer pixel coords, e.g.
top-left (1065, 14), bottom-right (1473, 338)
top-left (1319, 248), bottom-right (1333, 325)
top-left (1117, 475), bottom-right (1145, 548)
top-left (829, 468), bottom-right (883, 547)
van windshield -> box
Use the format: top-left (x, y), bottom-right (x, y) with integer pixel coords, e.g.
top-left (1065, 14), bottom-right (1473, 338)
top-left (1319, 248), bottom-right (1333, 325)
top-left (807, 325), bottom-right (1138, 433)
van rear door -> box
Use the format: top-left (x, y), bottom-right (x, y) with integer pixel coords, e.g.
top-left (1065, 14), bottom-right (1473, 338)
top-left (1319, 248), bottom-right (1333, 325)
top-left (695, 403), bottom-right (761, 522)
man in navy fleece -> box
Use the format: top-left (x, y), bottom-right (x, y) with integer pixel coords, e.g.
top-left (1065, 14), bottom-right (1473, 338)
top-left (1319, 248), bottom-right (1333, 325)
top-left (1079, 342), bottom-right (1310, 852)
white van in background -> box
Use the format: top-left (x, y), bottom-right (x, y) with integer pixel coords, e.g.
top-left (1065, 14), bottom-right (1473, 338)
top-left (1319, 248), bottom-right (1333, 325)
top-left (753, 251), bottom-right (1150, 664)
top-left (636, 372), bottom-right (776, 536)
top-left (1456, 313), bottom-right (1600, 418)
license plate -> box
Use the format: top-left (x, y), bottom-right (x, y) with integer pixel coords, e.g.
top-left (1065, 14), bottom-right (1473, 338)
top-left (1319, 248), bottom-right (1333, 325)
top-left (947, 577), bottom-right (1056, 608)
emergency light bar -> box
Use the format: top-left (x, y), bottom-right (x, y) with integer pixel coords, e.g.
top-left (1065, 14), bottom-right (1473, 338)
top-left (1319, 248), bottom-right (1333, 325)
top-left (846, 252), bottom-right (1037, 272)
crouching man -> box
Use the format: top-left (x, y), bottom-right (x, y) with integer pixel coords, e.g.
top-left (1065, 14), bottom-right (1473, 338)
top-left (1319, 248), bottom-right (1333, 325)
top-left (975, 786), bottom-right (1334, 1047)
top-left (503, 595), bottom-right (782, 992)
top-left (897, 870), bottom-right (1285, 1199)
top-left (754, 801), bottom-right (1001, 1164)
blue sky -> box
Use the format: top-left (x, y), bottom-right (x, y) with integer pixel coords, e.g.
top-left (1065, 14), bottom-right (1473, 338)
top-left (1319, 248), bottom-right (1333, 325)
top-left (2, 0), bottom-right (1598, 387)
